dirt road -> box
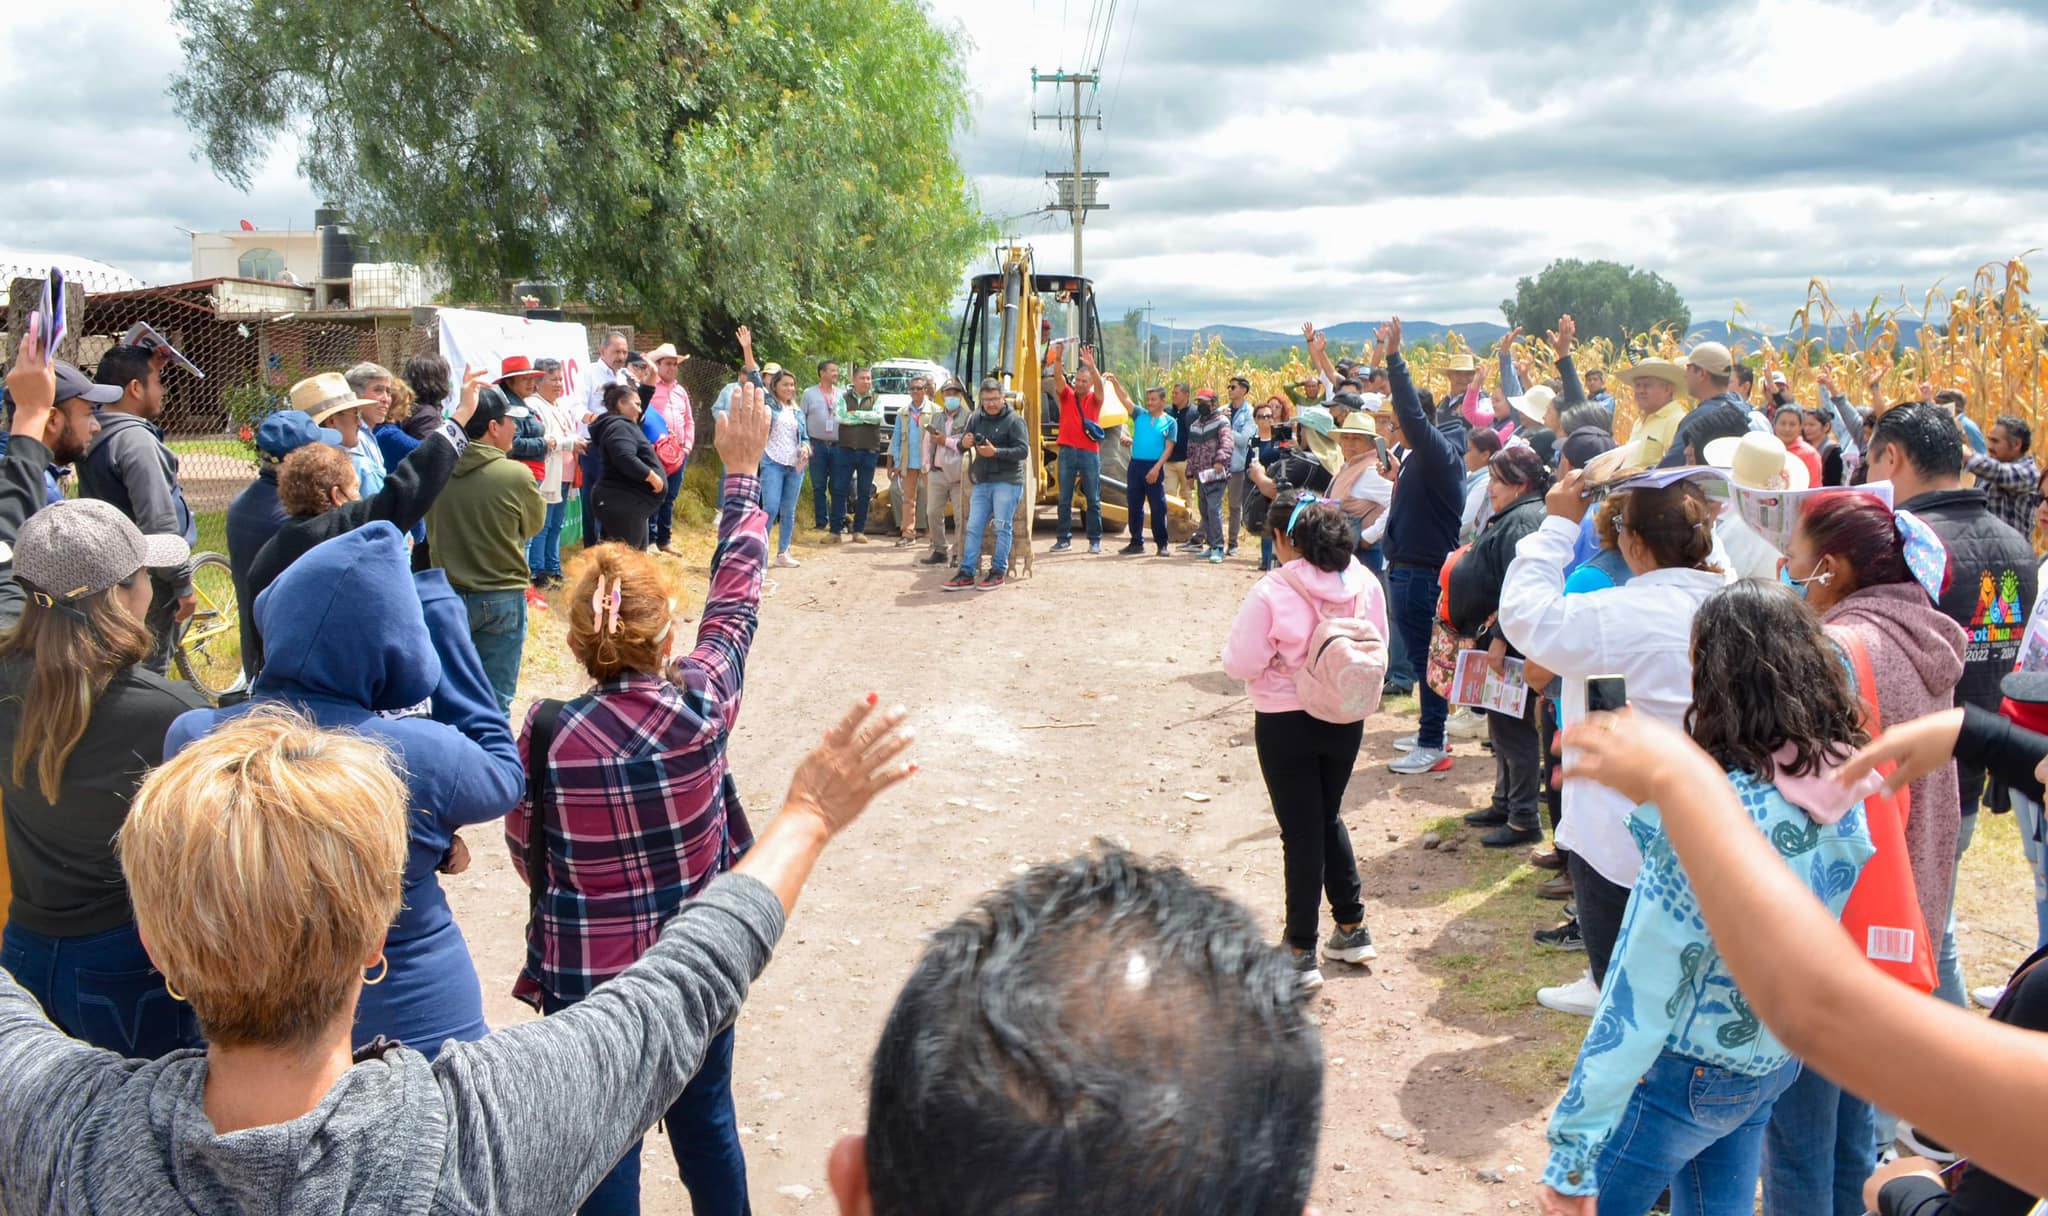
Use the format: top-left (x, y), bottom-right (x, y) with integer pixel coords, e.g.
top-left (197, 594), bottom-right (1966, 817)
top-left (438, 522), bottom-right (1680, 1212)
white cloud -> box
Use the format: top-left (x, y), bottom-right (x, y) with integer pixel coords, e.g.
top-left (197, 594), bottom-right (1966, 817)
top-left (4, 0), bottom-right (2046, 334)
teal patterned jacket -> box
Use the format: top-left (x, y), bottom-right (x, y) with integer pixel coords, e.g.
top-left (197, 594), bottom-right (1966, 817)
top-left (1541, 771), bottom-right (1875, 1196)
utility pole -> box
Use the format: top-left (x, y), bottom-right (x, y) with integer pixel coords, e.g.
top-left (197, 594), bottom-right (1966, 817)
top-left (1139, 301), bottom-right (1152, 386)
top-left (1164, 317), bottom-right (1177, 373)
top-left (1032, 68), bottom-right (1106, 358)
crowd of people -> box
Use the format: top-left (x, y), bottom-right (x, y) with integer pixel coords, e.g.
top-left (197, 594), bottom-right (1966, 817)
top-left (5, 291), bottom-right (2048, 1216)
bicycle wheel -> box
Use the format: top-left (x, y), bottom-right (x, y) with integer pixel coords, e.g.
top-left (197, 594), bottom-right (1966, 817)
top-left (172, 552), bottom-right (245, 702)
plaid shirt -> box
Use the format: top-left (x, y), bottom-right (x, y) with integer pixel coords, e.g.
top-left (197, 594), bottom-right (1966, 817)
top-left (1965, 452), bottom-right (2040, 537)
top-left (507, 474), bottom-right (766, 1007)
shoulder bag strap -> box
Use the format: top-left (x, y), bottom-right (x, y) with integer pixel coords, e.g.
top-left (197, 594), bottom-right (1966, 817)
top-left (524, 699), bottom-right (566, 917)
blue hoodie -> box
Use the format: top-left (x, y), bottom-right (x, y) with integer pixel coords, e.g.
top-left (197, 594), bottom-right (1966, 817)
top-left (165, 522), bottom-right (523, 1052)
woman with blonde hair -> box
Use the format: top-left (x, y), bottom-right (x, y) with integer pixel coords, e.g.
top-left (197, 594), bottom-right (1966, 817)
top-left (508, 383), bottom-right (774, 1215)
top-left (0, 693), bottom-right (913, 1210)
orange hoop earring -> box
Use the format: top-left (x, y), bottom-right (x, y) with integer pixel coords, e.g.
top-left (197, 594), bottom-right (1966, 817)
top-left (363, 954), bottom-right (389, 986)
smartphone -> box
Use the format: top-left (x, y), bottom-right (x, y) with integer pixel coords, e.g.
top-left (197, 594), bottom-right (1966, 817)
top-left (1372, 435), bottom-right (1389, 468)
top-left (1587, 675), bottom-right (1628, 714)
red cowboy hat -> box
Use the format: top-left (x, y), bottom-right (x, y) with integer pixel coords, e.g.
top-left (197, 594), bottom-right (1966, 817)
top-left (489, 354), bottom-right (538, 384)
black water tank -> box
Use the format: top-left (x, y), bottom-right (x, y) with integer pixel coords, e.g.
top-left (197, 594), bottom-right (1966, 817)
top-left (313, 205), bottom-right (343, 229)
top-left (319, 222), bottom-right (360, 281)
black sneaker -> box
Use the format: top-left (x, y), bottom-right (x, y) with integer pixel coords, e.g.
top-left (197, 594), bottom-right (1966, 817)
top-left (1118, 540), bottom-right (1147, 555)
top-left (1483, 822), bottom-right (1545, 848)
top-left (979, 570), bottom-right (1006, 591)
top-left (1324, 923), bottom-right (1377, 965)
top-left (1463, 807), bottom-right (1510, 828)
top-left (919, 551), bottom-right (949, 566)
top-left (1290, 947), bottom-right (1324, 992)
top-left (1050, 539), bottom-right (1073, 553)
top-left (942, 573), bottom-right (977, 592)
top-left (1534, 920), bottom-right (1586, 952)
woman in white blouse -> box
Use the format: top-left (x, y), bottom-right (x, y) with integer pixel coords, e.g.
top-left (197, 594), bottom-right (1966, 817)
top-left (1497, 470), bottom-right (1727, 1018)
top-left (525, 358), bottom-right (575, 588)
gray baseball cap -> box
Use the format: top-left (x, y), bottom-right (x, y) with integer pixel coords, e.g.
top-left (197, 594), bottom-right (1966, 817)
top-left (11, 499), bottom-right (190, 606)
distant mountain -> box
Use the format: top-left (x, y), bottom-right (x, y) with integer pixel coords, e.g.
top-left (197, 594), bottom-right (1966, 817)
top-left (1140, 319), bottom-right (1509, 356)
top-left (1128, 315), bottom-right (1925, 358)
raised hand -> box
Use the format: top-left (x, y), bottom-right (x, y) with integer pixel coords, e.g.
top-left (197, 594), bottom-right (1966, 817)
top-left (1832, 707), bottom-right (1965, 795)
top-left (736, 324), bottom-right (753, 355)
top-left (782, 695), bottom-right (918, 835)
top-left (454, 366), bottom-right (491, 429)
top-left (6, 319), bottom-right (55, 438)
top-left (1544, 468), bottom-right (1592, 523)
top-left (1377, 317), bottom-right (1403, 356)
top-left (1078, 344), bottom-right (1097, 369)
top-left (1501, 324), bottom-right (1524, 355)
top-left (1548, 314), bottom-right (1576, 360)
top-left (716, 380), bottom-right (772, 474)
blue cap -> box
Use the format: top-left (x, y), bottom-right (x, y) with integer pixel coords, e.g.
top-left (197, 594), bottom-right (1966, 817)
top-left (256, 409), bottom-right (342, 458)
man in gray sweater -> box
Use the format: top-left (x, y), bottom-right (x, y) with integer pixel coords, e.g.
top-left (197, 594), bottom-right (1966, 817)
top-left (80, 344), bottom-right (197, 673)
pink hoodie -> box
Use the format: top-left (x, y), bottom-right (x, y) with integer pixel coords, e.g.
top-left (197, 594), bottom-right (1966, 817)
top-left (1222, 558), bottom-right (1387, 713)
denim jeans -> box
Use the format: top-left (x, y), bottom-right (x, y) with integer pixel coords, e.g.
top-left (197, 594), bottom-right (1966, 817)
top-left (1056, 446), bottom-right (1103, 543)
top-left (2016, 791), bottom-right (2048, 950)
top-left (1127, 458), bottom-right (1168, 545)
top-left (1935, 811), bottom-right (1978, 1007)
top-left (526, 497), bottom-right (567, 579)
top-left (1761, 1064), bottom-right (1876, 1216)
top-left (2, 921), bottom-right (200, 1058)
top-left (832, 448), bottom-right (878, 535)
top-left (758, 459), bottom-right (803, 555)
top-left (459, 588), bottom-right (527, 716)
top-left (1386, 564), bottom-right (1447, 748)
top-left (959, 479), bottom-right (1024, 576)
top-left (1198, 478), bottom-right (1227, 549)
top-left (1594, 1052), bottom-right (1799, 1216)
top-left (651, 463), bottom-right (686, 548)
top-left (542, 994), bottom-right (749, 1216)
top-left (808, 442), bottom-right (839, 528)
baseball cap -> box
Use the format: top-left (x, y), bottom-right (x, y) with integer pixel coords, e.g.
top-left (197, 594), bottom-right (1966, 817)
top-left (54, 360), bottom-right (124, 408)
top-left (1195, 388), bottom-right (1217, 402)
top-left (1559, 426), bottom-right (1618, 472)
top-left (465, 384), bottom-right (530, 440)
top-left (12, 498), bottom-right (189, 607)
top-left (255, 409), bottom-right (342, 459)
top-left (1684, 342), bottom-right (1735, 378)
top-left (1768, 370), bottom-right (1790, 386)
top-left (1329, 392), bottom-right (1366, 414)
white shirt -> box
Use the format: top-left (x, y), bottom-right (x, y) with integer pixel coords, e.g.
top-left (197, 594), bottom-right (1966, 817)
top-left (1497, 516), bottom-right (1729, 888)
top-left (1714, 511), bottom-right (1782, 582)
top-left (527, 394), bottom-right (571, 502)
top-left (1344, 463), bottom-right (1395, 546)
top-left (583, 361), bottom-right (623, 426)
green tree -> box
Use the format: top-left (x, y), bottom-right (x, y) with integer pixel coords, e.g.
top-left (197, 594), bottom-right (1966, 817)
top-left (169, 0), bottom-right (989, 361)
top-left (1501, 259), bottom-right (1691, 344)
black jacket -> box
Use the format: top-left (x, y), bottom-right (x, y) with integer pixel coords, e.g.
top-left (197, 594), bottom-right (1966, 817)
top-left (1899, 487), bottom-right (2038, 712)
top-left (1446, 493), bottom-right (1547, 649)
top-left (966, 405), bottom-right (1030, 485)
top-left (1657, 393), bottom-right (1751, 467)
top-left (226, 469), bottom-right (288, 681)
top-left (245, 423), bottom-right (464, 673)
top-left (1383, 351), bottom-right (1468, 567)
top-left (590, 411), bottom-right (663, 503)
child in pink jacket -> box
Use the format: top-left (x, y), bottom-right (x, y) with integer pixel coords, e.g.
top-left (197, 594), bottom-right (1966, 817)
top-left (1222, 489), bottom-right (1387, 991)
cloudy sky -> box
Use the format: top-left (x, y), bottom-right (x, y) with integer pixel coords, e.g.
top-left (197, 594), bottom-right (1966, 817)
top-left (6, 0), bottom-right (2047, 331)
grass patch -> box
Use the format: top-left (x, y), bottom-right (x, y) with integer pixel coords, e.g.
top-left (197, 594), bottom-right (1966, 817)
top-left (168, 437), bottom-right (252, 464)
top-left (1405, 812), bottom-right (1588, 1099)
top-left (1955, 809), bottom-right (2040, 989)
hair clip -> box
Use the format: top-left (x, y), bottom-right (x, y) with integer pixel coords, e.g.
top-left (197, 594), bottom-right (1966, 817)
top-left (589, 575), bottom-right (625, 635)
top-left (1893, 509), bottom-right (1949, 603)
top-left (1286, 491), bottom-right (1325, 536)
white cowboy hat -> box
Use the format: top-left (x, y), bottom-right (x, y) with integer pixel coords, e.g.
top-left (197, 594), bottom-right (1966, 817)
top-left (1704, 433), bottom-right (1811, 491)
top-left (1509, 384), bottom-right (1556, 426)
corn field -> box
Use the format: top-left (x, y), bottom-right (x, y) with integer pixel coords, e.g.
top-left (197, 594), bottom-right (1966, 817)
top-left (1152, 255), bottom-right (2048, 445)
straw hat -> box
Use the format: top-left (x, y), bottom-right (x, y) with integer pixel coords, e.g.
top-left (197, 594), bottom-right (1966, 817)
top-left (1333, 412), bottom-right (1379, 439)
top-left (1615, 359), bottom-right (1687, 390)
top-left (1704, 433), bottom-right (1810, 491)
top-left (1509, 384), bottom-right (1556, 426)
top-left (289, 372), bottom-right (376, 425)
top-left (1443, 353), bottom-right (1478, 373)
top-left (645, 343), bottom-right (687, 365)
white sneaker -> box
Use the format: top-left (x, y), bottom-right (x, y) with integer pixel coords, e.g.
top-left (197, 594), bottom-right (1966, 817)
top-left (1537, 972), bottom-right (1601, 1017)
top-left (1446, 708), bottom-right (1487, 740)
top-left (1391, 733), bottom-right (1419, 751)
top-left (773, 552), bottom-right (801, 569)
top-left (1972, 984), bottom-right (2007, 1009)
top-left (1388, 747), bottom-right (1451, 775)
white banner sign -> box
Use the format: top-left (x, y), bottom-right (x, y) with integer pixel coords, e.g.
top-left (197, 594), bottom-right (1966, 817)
top-left (435, 306), bottom-right (593, 408)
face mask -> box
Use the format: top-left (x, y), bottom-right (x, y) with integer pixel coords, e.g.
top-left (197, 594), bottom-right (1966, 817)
top-left (1199, 403), bottom-right (1216, 418)
top-left (944, 395), bottom-right (964, 411)
top-left (1778, 560), bottom-right (1832, 599)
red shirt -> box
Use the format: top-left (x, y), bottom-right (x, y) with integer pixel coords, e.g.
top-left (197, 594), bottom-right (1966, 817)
top-left (1057, 384), bottom-right (1102, 452)
top-left (1788, 437), bottom-right (1824, 488)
